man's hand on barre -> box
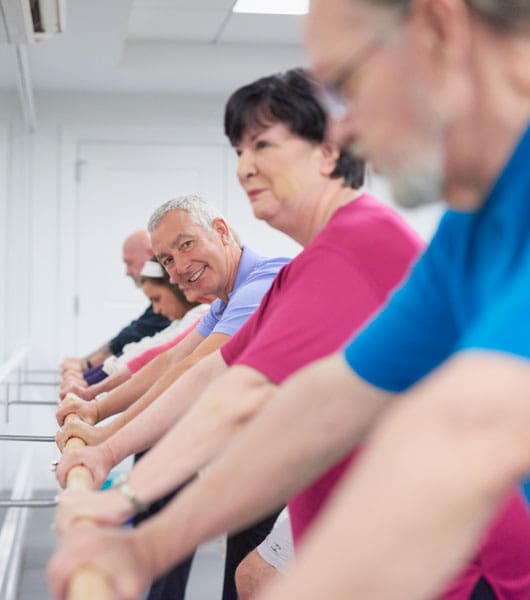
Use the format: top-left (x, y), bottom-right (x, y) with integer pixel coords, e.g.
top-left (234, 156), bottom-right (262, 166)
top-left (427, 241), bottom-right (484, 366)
top-left (55, 488), bottom-right (132, 533)
top-left (56, 394), bottom-right (99, 427)
top-left (55, 444), bottom-right (114, 489)
top-left (48, 526), bottom-right (151, 600)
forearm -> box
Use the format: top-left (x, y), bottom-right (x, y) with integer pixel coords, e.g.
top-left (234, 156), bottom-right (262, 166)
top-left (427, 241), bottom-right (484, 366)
top-left (98, 387), bottom-right (178, 465)
top-left (116, 361), bottom-right (188, 426)
top-left (84, 343), bottom-right (112, 368)
top-left (109, 332), bottom-right (230, 429)
top-left (127, 366), bottom-right (275, 505)
top-left (99, 356), bottom-right (197, 437)
top-left (89, 367), bottom-right (132, 398)
top-left (134, 354), bottom-right (389, 574)
top-left (258, 352), bottom-right (530, 600)
top-left (104, 351), bottom-right (228, 467)
top-left (96, 352), bottom-right (171, 421)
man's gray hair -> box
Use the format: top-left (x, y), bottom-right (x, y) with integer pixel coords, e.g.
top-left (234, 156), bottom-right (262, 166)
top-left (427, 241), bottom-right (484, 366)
top-left (371, 0), bottom-right (530, 30)
top-left (148, 194), bottom-right (229, 236)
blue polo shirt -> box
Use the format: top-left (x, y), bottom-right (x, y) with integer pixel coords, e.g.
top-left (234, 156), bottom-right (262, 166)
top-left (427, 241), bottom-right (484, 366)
top-left (343, 124), bottom-right (530, 497)
top-left (196, 246), bottom-right (289, 338)
top-left (344, 123), bottom-right (530, 386)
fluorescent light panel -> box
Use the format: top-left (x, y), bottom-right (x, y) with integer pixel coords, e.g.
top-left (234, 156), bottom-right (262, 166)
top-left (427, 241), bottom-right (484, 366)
top-left (232, 0), bottom-right (309, 16)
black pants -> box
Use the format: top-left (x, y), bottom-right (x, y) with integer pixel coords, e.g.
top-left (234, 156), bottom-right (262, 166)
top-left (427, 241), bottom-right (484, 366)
top-left (138, 496), bottom-right (280, 600)
top-left (222, 511), bottom-right (280, 600)
top-left (470, 577), bottom-right (497, 600)
top-left (144, 555), bottom-right (194, 600)
top-left (133, 452), bottom-right (280, 600)
top-left (133, 484), bottom-right (194, 600)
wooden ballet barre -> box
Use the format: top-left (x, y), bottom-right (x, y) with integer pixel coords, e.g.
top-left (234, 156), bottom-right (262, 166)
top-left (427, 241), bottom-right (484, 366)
top-left (61, 413), bottom-right (115, 600)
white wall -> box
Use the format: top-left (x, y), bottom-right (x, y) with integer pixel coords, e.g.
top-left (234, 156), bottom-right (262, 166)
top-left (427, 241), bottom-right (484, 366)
top-left (1, 90), bottom-right (444, 367)
top-left (0, 91), bottom-right (33, 364)
top-left (0, 103), bottom-right (8, 365)
top-left (8, 91), bottom-right (303, 363)
top-left (0, 90), bottom-right (445, 491)
top-left (0, 90), bottom-right (298, 489)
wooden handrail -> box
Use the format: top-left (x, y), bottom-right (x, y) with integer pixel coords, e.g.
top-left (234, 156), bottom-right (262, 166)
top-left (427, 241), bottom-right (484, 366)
top-left (62, 412), bottom-right (115, 600)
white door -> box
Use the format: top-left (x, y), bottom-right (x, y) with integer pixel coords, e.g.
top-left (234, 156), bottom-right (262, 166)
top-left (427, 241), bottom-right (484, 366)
top-left (74, 142), bottom-right (225, 354)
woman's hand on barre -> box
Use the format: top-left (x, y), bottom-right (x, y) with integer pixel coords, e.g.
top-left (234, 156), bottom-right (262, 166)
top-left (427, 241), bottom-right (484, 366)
top-left (56, 394), bottom-right (99, 427)
top-left (54, 488), bottom-right (133, 533)
top-left (60, 357), bottom-right (84, 373)
top-left (55, 444), bottom-right (115, 489)
top-left (56, 418), bottom-right (108, 451)
top-left (59, 382), bottom-right (93, 402)
top-left (48, 526), bottom-right (152, 600)
top-left (60, 370), bottom-right (86, 385)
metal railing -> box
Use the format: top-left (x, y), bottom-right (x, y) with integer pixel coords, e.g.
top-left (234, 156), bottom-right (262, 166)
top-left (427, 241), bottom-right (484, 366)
top-left (0, 347), bottom-right (32, 600)
top-left (0, 347), bottom-right (60, 599)
top-left (0, 449), bottom-right (34, 600)
top-left (0, 347), bottom-right (29, 383)
top-left (0, 348), bottom-right (114, 599)
top-left (0, 435), bottom-right (56, 508)
top-left (0, 350), bottom-right (59, 423)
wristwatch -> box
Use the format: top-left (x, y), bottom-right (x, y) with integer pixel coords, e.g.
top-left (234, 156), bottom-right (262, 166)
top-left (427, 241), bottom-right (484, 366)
top-left (113, 475), bottom-right (148, 515)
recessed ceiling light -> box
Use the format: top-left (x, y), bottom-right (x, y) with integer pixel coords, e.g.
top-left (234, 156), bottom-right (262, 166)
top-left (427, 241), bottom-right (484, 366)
top-left (232, 0), bottom-right (309, 16)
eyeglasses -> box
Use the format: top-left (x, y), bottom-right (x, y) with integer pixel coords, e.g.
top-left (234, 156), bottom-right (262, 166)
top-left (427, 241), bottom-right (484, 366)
top-left (314, 24), bottom-right (400, 120)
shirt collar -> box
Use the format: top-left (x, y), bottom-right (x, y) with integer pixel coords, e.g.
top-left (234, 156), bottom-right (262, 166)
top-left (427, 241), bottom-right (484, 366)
top-left (480, 122), bottom-right (530, 224)
top-left (228, 246), bottom-right (260, 299)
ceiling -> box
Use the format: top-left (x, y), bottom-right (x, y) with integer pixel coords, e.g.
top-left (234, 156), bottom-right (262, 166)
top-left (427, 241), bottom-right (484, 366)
top-left (0, 0), bottom-right (307, 96)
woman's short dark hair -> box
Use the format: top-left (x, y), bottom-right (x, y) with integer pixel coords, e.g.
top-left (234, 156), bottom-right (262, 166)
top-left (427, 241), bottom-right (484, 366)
top-left (224, 68), bottom-right (364, 190)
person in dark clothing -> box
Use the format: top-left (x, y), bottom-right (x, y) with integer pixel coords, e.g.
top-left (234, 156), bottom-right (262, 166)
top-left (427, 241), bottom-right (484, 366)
top-left (60, 230), bottom-right (170, 383)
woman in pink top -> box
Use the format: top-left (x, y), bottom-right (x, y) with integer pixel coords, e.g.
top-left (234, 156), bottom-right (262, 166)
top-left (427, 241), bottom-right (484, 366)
top-left (60, 258), bottom-right (201, 401)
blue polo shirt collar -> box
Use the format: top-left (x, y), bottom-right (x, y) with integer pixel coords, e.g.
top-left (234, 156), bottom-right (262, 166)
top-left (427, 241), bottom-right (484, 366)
top-left (480, 122), bottom-right (530, 228)
top-left (228, 246), bottom-right (260, 299)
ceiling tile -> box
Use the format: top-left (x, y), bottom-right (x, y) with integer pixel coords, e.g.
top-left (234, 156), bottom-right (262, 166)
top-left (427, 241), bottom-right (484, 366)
top-left (128, 7), bottom-right (230, 42)
top-left (132, 1), bottom-right (236, 9)
top-left (219, 13), bottom-right (304, 45)
top-left (1, 0), bottom-right (307, 95)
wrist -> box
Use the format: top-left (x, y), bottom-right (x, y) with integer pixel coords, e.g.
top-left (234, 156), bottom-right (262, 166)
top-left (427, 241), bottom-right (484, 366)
top-left (108, 487), bottom-right (136, 523)
top-left (101, 439), bottom-right (119, 473)
top-left (93, 392), bottom-right (108, 419)
top-left (85, 387), bottom-right (96, 402)
top-left (93, 399), bottom-right (100, 423)
top-left (130, 525), bottom-right (163, 583)
top-left (112, 475), bottom-right (149, 518)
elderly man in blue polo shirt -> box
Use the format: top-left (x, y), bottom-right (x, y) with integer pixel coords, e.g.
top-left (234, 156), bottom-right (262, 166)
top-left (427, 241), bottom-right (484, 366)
top-left (57, 195), bottom-right (288, 446)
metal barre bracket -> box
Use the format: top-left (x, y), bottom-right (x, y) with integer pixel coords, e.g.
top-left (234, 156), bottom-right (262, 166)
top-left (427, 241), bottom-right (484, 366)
top-left (19, 382), bottom-right (60, 387)
top-left (0, 435), bottom-right (55, 443)
top-left (6, 400), bottom-right (57, 406)
top-left (0, 499), bottom-right (57, 508)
